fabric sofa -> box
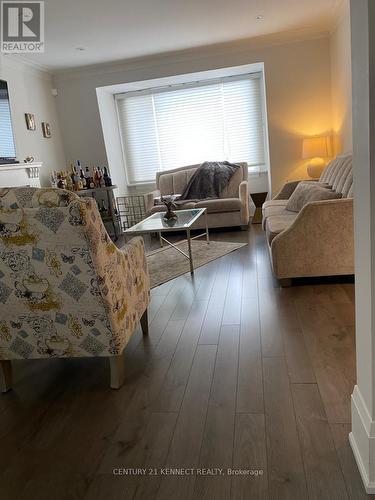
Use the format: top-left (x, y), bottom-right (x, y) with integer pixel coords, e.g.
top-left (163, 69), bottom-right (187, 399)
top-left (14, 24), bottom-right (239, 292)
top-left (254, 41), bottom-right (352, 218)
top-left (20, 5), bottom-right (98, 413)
top-left (262, 152), bottom-right (354, 282)
top-left (145, 163), bottom-right (249, 229)
top-left (0, 187), bottom-right (150, 391)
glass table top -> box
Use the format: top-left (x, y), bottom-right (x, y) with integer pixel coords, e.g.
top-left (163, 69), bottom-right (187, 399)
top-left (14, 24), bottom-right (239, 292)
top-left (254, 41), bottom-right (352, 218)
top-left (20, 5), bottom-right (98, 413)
top-left (125, 208), bottom-right (206, 233)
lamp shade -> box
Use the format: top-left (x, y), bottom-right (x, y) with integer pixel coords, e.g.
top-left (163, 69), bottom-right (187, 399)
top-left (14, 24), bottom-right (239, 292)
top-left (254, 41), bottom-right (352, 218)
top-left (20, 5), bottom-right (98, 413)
top-left (302, 136), bottom-right (330, 159)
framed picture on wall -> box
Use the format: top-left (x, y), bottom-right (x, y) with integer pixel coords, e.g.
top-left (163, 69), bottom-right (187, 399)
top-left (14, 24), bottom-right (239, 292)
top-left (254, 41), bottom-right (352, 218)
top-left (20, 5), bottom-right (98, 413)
top-left (41, 122), bottom-right (51, 138)
top-left (25, 113), bottom-right (36, 130)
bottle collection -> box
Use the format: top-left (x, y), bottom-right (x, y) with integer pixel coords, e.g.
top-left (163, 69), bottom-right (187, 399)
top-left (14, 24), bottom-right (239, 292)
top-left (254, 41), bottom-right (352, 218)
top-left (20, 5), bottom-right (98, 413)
top-left (50, 160), bottom-right (112, 191)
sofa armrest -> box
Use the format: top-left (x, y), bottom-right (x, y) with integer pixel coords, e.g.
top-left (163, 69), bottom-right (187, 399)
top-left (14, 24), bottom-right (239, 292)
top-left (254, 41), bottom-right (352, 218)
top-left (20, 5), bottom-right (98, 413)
top-left (239, 180), bottom-right (249, 225)
top-left (271, 198), bottom-right (354, 278)
top-left (273, 179), bottom-right (317, 200)
top-left (145, 189), bottom-right (160, 213)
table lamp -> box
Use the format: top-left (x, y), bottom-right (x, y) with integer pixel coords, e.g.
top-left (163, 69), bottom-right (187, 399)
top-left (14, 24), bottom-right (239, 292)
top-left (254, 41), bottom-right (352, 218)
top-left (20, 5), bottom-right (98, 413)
top-left (302, 136), bottom-right (330, 178)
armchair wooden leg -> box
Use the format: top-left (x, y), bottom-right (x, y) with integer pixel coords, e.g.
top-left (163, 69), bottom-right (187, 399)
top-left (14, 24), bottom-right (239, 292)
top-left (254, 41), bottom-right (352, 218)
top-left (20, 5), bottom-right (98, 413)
top-left (1, 360), bottom-right (12, 393)
top-left (109, 355), bottom-right (125, 390)
top-left (140, 308), bottom-right (149, 336)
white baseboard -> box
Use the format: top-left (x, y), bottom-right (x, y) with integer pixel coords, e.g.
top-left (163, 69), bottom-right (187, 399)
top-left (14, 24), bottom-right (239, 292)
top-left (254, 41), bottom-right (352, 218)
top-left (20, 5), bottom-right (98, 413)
top-left (349, 432), bottom-right (375, 493)
top-left (350, 385), bottom-right (375, 494)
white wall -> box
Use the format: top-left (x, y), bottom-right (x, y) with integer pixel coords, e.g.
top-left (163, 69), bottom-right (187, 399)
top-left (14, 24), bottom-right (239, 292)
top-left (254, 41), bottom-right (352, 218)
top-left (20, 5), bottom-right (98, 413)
top-left (0, 55), bottom-right (66, 186)
top-left (330, 0), bottom-right (352, 154)
top-left (54, 35), bottom-right (333, 196)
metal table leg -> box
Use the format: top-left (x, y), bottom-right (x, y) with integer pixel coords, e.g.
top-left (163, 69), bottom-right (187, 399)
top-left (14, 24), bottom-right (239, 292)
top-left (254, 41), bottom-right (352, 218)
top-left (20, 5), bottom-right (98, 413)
top-left (186, 228), bottom-right (194, 274)
top-left (205, 210), bottom-right (210, 244)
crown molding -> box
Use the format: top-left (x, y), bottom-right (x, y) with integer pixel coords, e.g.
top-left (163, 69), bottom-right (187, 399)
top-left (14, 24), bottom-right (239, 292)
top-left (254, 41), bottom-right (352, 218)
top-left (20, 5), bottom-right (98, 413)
top-left (0, 53), bottom-right (52, 80)
top-left (53, 26), bottom-right (330, 82)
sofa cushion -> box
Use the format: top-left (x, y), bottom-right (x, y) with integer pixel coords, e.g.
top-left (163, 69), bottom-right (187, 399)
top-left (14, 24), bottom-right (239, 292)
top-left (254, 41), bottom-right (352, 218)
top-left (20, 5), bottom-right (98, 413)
top-left (332, 155), bottom-right (352, 193)
top-left (150, 197), bottom-right (241, 215)
top-left (262, 200), bottom-right (289, 219)
top-left (195, 198), bottom-right (242, 213)
top-left (172, 170), bottom-right (190, 195)
top-left (286, 183), bottom-right (342, 213)
top-left (341, 170), bottom-right (353, 198)
top-left (221, 167), bottom-right (244, 198)
top-left (319, 157), bottom-right (340, 185)
top-left (299, 181), bottom-right (330, 189)
top-left (159, 174), bottom-right (174, 196)
top-left (265, 214), bottom-right (297, 243)
top-left (149, 201), bottom-right (195, 214)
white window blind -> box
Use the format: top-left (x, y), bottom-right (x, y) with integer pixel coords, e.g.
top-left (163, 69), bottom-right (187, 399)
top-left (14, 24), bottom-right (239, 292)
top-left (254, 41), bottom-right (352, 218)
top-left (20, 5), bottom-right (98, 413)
top-left (0, 87), bottom-right (16, 159)
top-left (116, 74), bottom-right (266, 185)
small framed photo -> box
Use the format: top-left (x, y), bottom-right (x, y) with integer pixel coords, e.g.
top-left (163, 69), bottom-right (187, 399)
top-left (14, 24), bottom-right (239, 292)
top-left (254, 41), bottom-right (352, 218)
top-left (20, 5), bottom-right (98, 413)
top-left (41, 122), bottom-right (51, 138)
top-left (25, 113), bottom-right (36, 130)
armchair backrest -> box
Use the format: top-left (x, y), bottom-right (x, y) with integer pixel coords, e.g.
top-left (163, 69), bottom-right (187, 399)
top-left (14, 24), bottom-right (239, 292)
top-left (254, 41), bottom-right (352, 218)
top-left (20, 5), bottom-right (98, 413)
top-left (156, 162), bottom-right (248, 198)
top-left (0, 187), bottom-right (148, 361)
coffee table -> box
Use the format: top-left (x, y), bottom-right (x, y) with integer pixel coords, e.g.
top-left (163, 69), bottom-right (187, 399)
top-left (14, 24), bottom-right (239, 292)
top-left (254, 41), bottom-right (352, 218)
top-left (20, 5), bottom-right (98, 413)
top-left (124, 208), bottom-right (209, 274)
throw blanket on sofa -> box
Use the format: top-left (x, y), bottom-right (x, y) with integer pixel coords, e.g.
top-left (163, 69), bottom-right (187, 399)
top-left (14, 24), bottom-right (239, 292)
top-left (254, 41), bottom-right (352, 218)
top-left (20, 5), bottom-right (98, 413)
top-left (177, 161), bottom-right (240, 202)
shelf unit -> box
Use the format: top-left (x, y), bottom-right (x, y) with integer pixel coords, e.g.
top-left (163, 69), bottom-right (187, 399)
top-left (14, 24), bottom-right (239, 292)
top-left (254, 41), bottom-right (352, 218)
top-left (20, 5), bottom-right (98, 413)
top-left (76, 185), bottom-right (120, 240)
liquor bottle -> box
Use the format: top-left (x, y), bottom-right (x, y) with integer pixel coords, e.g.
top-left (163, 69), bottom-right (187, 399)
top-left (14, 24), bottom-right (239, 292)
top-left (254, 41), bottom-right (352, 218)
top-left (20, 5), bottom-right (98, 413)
top-left (89, 168), bottom-right (95, 189)
top-left (100, 199), bottom-right (107, 214)
top-left (50, 171), bottom-right (57, 188)
top-left (85, 166), bottom-right (91, 186)
top-left (57, 172), bottom-right (64, 189)
top-left (61, 171), bottom-right (68, 189)
top-left (80, 168), bottom-right (87, 189)
top-left (93, 167), bottom-right (100, 188)
top-left (103, 167), bottom-right (112, 187)
top-left (71, 164), bottom-right (80, 191)
top-left (99, 167), bottom-right (105, 188)
top-left (70, 165), bottom-right (75, 186)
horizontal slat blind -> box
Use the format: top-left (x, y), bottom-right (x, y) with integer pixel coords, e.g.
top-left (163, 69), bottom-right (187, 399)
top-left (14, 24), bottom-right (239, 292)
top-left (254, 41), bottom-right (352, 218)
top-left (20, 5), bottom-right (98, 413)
top-left (0, 87), bottom-right (16, 159)
top-left (154, 84), bottom-right (224, 169)
top-left (116, 74), bottom-right (266, 185)
top-left (222, 78), bottom-right (265, 166)
top-left (117, 94), bottom-right (160, 184)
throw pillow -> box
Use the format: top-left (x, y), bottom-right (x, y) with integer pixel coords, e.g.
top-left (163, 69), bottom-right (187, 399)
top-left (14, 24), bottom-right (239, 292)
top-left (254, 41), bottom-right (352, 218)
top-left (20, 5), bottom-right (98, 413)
top-left (299, 181), bottom-right (331, 189)
top-left (286, 183), bottom-right (342, 212)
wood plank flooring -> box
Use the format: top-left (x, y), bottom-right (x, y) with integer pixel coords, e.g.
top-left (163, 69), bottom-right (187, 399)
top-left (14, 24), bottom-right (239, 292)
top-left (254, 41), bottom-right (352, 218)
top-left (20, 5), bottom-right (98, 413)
top-left (0, 225), bottom-right (369, 499)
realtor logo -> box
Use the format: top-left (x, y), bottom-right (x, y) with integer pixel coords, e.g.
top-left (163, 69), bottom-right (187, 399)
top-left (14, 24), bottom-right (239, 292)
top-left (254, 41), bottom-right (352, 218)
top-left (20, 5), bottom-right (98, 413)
top-left (1, 1), bottom-right (44, 53)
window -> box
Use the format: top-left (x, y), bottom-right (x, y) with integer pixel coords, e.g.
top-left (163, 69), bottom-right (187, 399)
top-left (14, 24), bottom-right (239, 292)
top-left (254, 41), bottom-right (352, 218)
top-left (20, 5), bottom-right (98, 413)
top-left (116, 73), bottom-right (267, 185)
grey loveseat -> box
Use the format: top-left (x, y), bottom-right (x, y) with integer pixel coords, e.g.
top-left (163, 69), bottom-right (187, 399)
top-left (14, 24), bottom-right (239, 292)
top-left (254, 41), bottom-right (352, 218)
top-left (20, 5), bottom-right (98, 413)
top-left (145, 163), bottom-right (249, 229)
top-left (262, 152), bottom-right (354, 282)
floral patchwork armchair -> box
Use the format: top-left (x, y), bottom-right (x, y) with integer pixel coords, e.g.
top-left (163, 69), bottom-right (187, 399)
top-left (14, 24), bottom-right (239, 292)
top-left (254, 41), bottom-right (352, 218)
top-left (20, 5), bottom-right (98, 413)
top-left (0, 187), bottom-right (150, 391)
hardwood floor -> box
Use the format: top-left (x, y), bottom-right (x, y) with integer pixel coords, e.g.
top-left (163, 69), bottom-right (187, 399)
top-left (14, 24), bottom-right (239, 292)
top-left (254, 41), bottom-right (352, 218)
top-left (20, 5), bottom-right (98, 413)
top-left (0, 225), bottom-right (369, 499)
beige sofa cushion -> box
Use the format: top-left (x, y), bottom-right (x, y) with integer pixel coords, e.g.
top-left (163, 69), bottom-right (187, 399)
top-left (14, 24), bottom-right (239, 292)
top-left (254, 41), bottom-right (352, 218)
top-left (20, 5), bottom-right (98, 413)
top-left (195, 198), bottom-right (242, 213)
top-left (286, 183), bottom-right (342, 213)
top-left (149, 201), bottom-right (195, 214)
top-left (149, 198), bottom-right (241, 215)
top-left (332, 156), bottom-right (352, 193)
top-left (319, 153), bottom-right (353, 196)
top-left (159, 174), bottom-right (174, 195)
top-left (262, 200), bottom-right (289, 219)
top-left (265, 214), bottom-right (297, 243)
top-left (221, 167), bottom-right (244, 198)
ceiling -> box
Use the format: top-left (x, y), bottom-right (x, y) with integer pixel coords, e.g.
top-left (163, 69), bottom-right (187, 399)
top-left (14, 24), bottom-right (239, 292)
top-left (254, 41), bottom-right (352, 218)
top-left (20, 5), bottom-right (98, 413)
top-left (23, 0), bottom-right (342, 72)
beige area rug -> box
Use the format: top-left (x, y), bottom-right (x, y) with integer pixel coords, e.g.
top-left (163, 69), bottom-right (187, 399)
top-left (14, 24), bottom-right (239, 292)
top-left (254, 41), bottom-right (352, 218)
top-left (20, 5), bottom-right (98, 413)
top-left (147, 239), bottom-right (247, 288)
